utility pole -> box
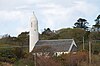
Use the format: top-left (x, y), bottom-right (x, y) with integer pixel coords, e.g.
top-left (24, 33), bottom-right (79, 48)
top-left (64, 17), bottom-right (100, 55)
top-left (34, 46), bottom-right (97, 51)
top-left (89, 40), bottom-right (92, 65)
top-left (83, 36), bottom-right (85, 50)
top-left (33, 53), bottom-right (37, 66)
top-left (88, 29), bottom-right (92, 66)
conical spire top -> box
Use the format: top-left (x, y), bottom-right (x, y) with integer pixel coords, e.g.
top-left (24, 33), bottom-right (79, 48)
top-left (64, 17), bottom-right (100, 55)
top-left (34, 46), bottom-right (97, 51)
top-left (31, 11), bottom-right (37, 21)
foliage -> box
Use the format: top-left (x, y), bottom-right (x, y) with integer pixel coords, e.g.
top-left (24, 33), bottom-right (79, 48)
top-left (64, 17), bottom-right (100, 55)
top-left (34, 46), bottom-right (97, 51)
top-left (0, 48), bottom-right (17, 63)
top-left (57, 28), bottom-right (86, 46)
top-left (0, 31), bottom-right (29, 46)
top-left (54, 51), bottom-right (88, 66)
top-left (90, 32), bottom-right (100, 40)
top-left (0, 47), bottom-right (27, 64)
top-left (40, 28), bottom-right (58, 40)
top-left (93, 15), bottom-right (100, 32)
top-left (17, 31), bottom-right (29, 46)
top-left (36, 56), bottom-right (62, 66)
top-left (74, 18), bottom-right (89, 30)
top-left (92, 41), bottom-right (100, 54)
top-left (0, 62), bottom-right (12, 66)
top-left (0, 36), bottom-right (17, 45)
top-left (12, 47), bottom-right (26, 59)
top-left (13, 58), bottom-right (34, 66)
top-left (42, 28), bottom-right (53, 35)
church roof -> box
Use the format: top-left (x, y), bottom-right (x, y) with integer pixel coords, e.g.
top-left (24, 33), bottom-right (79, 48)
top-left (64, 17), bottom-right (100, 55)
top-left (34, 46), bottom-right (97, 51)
top-left (32, 39), bottom-right (77, 53)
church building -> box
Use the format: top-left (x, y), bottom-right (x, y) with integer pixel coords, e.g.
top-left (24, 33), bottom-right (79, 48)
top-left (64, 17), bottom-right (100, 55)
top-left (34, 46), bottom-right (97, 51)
top-left (29, 13), bottom-right (77, 56)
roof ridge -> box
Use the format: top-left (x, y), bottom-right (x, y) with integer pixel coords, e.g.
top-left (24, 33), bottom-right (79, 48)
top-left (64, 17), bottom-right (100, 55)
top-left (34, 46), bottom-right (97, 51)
top-left (39, 39), bottom-right (73, 41)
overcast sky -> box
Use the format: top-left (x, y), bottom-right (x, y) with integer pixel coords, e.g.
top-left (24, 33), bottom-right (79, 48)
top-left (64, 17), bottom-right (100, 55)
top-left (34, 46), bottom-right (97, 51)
top-left (0, 0), bottom-right (100, 36)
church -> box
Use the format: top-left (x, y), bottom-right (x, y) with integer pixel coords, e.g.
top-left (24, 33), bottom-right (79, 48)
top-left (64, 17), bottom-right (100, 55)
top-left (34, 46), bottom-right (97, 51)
top-left (29, 13), bottom-right (77, 56)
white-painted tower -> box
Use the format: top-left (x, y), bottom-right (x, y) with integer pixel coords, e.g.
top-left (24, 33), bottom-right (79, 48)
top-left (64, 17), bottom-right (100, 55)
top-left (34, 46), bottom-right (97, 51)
top-left (29, 12), bottom-right (39, 52)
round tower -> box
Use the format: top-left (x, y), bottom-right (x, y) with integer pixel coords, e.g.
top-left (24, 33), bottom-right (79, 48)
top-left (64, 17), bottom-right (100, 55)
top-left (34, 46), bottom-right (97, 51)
top-left (29, 12), bottom-right (39, 52)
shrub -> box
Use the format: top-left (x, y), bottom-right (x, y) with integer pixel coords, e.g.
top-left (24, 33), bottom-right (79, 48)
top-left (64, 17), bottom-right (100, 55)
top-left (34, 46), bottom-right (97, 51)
top-left (13, 59), bottom-right (34, 66)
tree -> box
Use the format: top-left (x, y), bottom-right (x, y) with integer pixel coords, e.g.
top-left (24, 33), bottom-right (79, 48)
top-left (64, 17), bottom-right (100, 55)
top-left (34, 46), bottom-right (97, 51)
top-left (42, 28), bottom-right (53, 35)
top-left (93, 15), bottom-right (100, 32)
top-left (0, 34), bottom-right (17, 44)
top-left (40, 28), bottom-right (58, 40)
top-left (17, 32), bottom-right (29, 46)
top-left (90, 32), bottom-right (100, 40)
top-left (2, 34), bottom-right (11, 38)
top-left (12, 47), bottom-right (26, 59)
top-left (74, 18), bottom-right (89, 30)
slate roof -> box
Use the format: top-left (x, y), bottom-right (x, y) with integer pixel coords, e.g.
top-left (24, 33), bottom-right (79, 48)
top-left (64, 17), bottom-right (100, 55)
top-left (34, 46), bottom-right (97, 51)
top-left (32, 39), bottom-right (77, 53)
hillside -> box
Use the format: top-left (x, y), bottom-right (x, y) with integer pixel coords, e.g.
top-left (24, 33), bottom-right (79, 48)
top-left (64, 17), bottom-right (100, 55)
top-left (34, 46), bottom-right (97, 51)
top-left (0, 28), bottom-right (100, 66)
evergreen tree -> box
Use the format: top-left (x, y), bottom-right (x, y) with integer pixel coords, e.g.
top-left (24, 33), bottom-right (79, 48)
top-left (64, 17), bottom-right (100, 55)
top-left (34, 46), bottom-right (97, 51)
top-left (74, 18), bottom-right (89, 30)
top-left (93, 15), bottom-right (100, 32)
